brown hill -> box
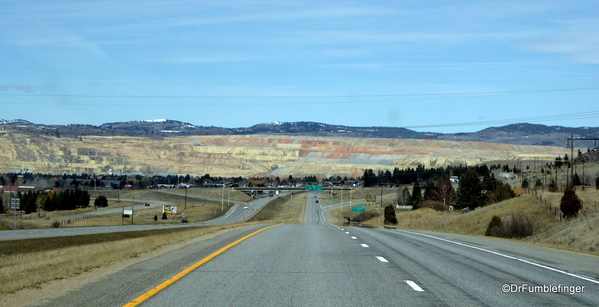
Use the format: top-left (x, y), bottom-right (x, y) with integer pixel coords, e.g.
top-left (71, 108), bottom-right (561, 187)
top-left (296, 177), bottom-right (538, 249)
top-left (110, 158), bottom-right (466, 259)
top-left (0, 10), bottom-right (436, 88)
top-left (0, 131), bottom-right (570, 177)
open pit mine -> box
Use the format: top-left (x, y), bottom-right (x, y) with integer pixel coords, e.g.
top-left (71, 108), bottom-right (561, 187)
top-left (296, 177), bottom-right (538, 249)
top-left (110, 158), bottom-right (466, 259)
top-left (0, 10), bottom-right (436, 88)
top-left (0, 131), bottom-right (569, 177)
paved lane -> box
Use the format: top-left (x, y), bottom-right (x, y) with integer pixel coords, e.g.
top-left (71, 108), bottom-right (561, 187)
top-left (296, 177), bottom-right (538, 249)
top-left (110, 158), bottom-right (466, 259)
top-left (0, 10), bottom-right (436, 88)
top-left (133, 224), bottom-right (599, 306)
top-left (0, 194), bottom-right (289, 240)
top-left (27, 192), bottom-right (599, 306)
top-left (139, 224), bottom-right (434, 307)
top-left (303, 192), bottom-right (327, 225)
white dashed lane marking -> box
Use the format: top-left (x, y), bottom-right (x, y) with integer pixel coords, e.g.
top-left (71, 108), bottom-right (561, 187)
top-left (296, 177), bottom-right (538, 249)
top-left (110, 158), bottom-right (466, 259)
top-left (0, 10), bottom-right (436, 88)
top-left (405, 280), bottom-right (425, 292)
top-left (376, 256), bottom-right (388, 263)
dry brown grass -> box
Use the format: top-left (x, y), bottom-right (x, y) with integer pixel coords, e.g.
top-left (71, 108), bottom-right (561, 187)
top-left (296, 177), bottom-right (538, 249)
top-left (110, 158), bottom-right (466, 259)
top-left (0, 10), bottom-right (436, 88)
top-left (0, 224), bottom-right (244, 294)
top-left (329, 188), bottom-right (599, 255)
top-left (250, 192), bottom-right (307, 224)
top-left (0, 189), bottom-right (247, 229)
top-left (321, 187), bottom-right (398, 207)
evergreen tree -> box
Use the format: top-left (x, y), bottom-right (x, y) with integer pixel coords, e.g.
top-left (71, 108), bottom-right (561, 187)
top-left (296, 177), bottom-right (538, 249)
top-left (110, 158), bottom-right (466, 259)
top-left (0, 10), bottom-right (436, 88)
top-left (555, 156), bottom-right (563, 169)
top-left (384, 205), bottom-right (398, 225)
top-left (94, 195), bottom-right (108, 207)
top-left (487, 182), bottom-right (515, 204)
top-left (392, 168), bottom-right (401, 185)
top-left (560, 185), bottom-right (582, 218)
top-left (24, 193), bottom-right (37, 214)
top-left (535, 179), bottom-right (543, 187)
top-left (456, 168), bottom-right (485, 210)
top-left (43, 190), bottom-right (58, 211)
top-left (363, 169), bottom-right (377, 187)
top-left (521, 178), bottom-right (529, 189)
top-left (572, 173), bottom-right (581, 186)
top-left (409, 183), bottom-right (423, 210)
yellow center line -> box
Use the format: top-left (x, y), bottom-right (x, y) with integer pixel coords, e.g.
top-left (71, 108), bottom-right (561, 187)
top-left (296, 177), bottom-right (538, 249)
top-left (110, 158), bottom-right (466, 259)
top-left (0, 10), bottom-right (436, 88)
top-left (123, 223), bottom-right (283, 307)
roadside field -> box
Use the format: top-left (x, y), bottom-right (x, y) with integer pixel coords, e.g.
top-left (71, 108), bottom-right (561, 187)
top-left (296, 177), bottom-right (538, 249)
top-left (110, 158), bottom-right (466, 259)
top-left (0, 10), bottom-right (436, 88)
top-left (250, 192), bottom-right (306, 224)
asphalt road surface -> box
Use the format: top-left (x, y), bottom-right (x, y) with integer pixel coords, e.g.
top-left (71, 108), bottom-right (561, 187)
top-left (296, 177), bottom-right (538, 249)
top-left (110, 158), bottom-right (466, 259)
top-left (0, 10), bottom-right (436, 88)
top-left (35, 193), bottom-right (599, 306)
top-left (0, 193), bottom-right (289, 241)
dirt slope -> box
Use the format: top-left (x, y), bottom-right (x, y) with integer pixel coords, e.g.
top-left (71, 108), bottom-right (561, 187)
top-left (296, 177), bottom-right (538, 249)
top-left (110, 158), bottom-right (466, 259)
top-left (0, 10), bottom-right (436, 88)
top-left (0, 132), bottom-right (570, 177)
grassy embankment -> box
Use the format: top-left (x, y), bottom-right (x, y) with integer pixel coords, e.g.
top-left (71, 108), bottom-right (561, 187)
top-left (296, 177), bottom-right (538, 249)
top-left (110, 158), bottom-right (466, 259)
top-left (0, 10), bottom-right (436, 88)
top-left (0, 189), bottom-right (253, 229)
top-left (0, 189), bottom-right (302, 294)
top-left (328, 188), bottom-right (599, 255)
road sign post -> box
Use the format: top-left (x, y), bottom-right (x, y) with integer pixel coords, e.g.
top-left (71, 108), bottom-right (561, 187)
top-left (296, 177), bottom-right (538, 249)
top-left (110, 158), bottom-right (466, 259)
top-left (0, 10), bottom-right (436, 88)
top-left (11, 198), bottom-right (20, 230)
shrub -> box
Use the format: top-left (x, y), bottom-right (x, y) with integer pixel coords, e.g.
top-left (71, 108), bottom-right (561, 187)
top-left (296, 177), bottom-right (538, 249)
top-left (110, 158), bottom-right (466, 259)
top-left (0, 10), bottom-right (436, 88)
top-left (485, 214), bottom-right (536, 239)
top-left (503, 213), bottom-right (536, 238)
top-left (423, 200), bottom-right (445, 211)
top-left (50, 221), bottom-right (61, 228)
top-left (383, 205), bottom-right (397, 225)
top-left (485, 215), bottom-right (503, 237)
top-left (94, 195), bottom-right (108, 208)
top-left (560, 185), bottom-right (582, 218)
top-left (352, 211), bottom-right (379, 223)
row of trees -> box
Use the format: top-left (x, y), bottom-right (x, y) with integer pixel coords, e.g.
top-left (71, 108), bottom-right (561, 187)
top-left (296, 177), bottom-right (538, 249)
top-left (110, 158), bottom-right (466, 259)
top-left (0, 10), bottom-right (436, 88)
top-left (396, 167), bottom-right (516, 211)
top-left (0, 189), bottom-right (90, 214)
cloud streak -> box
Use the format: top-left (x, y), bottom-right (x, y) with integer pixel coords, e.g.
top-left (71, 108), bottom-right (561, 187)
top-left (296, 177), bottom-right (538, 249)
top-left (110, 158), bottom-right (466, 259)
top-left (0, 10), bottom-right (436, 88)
top-left (0, 84), bottom-right (34, 93)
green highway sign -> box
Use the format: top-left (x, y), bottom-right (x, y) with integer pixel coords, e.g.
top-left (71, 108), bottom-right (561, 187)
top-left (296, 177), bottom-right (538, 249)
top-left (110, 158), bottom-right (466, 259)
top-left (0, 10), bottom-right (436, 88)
top-left (351, 206), bottom-right (366, 213)
top-left (305, 184), bottom-right (323, 191)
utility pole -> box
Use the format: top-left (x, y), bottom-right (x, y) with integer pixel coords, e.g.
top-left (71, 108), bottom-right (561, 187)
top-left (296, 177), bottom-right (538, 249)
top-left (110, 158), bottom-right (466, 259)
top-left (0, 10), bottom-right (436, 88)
top-left (566, 135), bottom-right (599, 189)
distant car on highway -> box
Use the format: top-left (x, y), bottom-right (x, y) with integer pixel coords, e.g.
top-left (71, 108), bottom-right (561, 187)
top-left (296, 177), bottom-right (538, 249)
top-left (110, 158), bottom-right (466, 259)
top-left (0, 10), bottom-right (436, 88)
top-left (243, 206), bottom-right (248, 210)
top-left (145, 202), bottom-right (152, 206)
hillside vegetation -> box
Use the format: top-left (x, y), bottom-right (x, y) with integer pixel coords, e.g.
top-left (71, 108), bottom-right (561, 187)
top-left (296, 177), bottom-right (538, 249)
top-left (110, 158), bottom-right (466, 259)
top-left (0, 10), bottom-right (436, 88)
top-left (389, 189), bottom-right (599, 255)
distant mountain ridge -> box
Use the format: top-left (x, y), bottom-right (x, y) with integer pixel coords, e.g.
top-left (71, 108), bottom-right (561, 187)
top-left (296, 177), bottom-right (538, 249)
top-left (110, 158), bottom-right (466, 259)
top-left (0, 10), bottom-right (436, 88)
top-left (1, 119), bottom-right (598, 147)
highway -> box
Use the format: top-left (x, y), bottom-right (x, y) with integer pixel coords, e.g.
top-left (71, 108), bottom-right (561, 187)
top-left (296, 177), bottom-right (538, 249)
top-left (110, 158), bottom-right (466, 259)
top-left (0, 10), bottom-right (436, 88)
top-left (303, 192), bottom-right (328, 225)
top-left (33, 192), bottom-right (599, 306)
top-left (0, 193), bottom-right (288, 241)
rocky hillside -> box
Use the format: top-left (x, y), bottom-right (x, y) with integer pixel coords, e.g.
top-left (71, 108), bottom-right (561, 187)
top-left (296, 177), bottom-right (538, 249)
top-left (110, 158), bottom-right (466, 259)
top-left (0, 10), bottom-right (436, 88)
top-left (0, 131), bottom-right (570, 177)
top-left (1, 120), bottom-right (598, 147)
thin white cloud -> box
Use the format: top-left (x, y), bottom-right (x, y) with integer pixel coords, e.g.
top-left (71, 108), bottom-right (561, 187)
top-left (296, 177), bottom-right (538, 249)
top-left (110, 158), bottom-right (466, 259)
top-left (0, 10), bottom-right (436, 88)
top-left (158, 55), bottom-right (266, 64)
top-left (0, 84), bottom-right (34, 92)
top-left (524, 31), bottom-right (599, 64)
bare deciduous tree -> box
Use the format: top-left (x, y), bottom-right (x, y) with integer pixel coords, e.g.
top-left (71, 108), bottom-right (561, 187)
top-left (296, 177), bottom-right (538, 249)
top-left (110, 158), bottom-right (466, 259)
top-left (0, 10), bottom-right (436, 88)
top-left (430, 175), bottom-right (457, 208)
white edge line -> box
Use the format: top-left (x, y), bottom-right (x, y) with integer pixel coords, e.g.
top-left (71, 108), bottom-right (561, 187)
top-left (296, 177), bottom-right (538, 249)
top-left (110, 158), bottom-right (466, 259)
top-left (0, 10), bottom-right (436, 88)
top-left (397, 229), bottom-right (599, 285)
top-left (405, 280), bottom-right (425, 292)
top-left (223, 204), bottom-right (240, 219)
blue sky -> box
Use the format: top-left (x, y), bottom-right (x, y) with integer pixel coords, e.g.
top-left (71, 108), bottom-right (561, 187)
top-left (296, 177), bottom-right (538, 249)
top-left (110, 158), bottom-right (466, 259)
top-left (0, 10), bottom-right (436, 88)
top-left (1, 0), bottom-right (598, 133)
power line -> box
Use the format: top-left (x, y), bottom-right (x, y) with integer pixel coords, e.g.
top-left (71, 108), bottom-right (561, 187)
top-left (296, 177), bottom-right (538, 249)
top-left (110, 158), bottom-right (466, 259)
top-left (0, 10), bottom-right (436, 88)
top-left (403, 111), bottom-right (599, 129)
